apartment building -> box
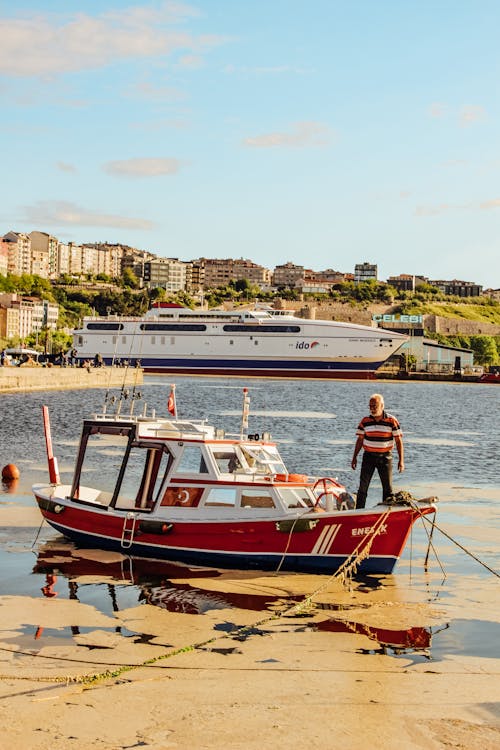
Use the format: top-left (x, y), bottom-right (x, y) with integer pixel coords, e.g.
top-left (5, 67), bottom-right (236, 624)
top-left (143, 258), bottom-right (190, 291)
top-left (194, 258), bottom-right (271, 289)
top-left (3, 231), bottom-right (32, 275)
top-left (429, 279), bottom-right (483, 297)
top-left (272, 262), bottom-right (305, 288)
top-left (354, 262), bottom-right (377, 283)
top-left (0, 293), bottom-right (59, 340)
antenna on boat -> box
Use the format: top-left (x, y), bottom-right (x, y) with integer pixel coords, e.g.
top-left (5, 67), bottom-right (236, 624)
top-left (240, 387), bottom-right (250, 438)
top-left (42, 405), bottom-right (60, 485)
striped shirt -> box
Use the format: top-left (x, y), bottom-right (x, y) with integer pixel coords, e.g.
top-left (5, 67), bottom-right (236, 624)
top-left (356, 412), bottom-right (402, 453)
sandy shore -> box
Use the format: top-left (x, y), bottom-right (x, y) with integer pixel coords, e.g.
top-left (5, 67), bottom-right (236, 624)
top-left (0, 497), bottom-right (499, 749)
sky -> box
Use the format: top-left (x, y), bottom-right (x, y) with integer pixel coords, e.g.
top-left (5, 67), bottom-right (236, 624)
top-left (1, 0), bottom-right (499, 287)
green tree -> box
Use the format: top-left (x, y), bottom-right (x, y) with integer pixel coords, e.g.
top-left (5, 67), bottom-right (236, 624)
top-left (121, 267), bottom-right (140, 289)
top-left (468, 335), bottom-right (498, 365)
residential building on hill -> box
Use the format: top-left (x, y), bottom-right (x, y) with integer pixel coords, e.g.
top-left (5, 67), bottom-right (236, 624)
top-left (429, 279), bottom-right (483, 297)
top-left (386, 274), bottom-right (429, 292)
top-left (0, 293), bottom-right (59, 341)
top-left (143, 258), bottom-right (190, 291)
top-left (272, 262), bottom-right (305, 288)
top-left (354, 262), bottom-right (377, 283)
top-left (3, 231), bottom-right (32, 276)
top-left (195, 258), bottom-right (271, 289)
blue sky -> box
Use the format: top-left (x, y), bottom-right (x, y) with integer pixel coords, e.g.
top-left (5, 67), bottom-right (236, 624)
top-left (1, 1), bottom-right (499, 287)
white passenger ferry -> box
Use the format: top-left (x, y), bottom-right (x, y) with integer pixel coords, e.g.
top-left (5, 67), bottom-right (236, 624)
top-left (72, 303), bottom-right (407, 379)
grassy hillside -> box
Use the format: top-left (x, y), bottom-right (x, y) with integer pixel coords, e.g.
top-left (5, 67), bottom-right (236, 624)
top-left (398, 300), bottom-right (500, 324)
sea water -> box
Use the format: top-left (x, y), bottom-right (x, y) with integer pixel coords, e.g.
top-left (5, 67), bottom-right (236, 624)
top-left (0, 376), bottom-right (499, 661)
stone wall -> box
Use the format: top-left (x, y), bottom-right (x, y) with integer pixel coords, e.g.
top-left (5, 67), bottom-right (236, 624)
top-left (275, 301), bottom-right (500, 335)
top-left (0, 366), bottom-right (143, 394)
top-left (424, 315), bottom-right (500, 336)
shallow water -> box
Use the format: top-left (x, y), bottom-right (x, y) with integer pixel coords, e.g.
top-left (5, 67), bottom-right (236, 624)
top-left (0, 376), bottom-right (499, 667)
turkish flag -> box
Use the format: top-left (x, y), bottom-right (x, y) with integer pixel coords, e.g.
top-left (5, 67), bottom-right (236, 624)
top-left (167, 388), bottom-right (176, 416)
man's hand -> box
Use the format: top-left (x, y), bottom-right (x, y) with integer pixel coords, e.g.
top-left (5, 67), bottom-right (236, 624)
top-left (398, 458), bottom-right (405, 472)
top-left (351, 457), bottom-right (357, 470)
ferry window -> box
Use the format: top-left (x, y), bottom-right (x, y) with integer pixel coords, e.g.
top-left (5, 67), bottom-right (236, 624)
top-left (122, 336), bottom-right (126, 344)
top-left (151, 336), bottom-right (156, 345)
top-left (87, 322), bottom-right (124, 331)
top-left (280, 488), bottom-right (315, 509)
top-left (241, 489), bottom-right (275, 509)
top-left (204, 488), bottom-right (237, 507)
top-left (140, 323), bottom-right (207, 332)
top-left (222, 325), bottom-right (301, 333)
top-left (175, 445), bottom-right (209, 474)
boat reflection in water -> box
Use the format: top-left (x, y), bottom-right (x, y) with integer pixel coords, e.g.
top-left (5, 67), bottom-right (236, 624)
top-left (33, 541), bottom-right (296, 616)
top-left (314, 617), bottom-right (435, 656)
top-left (33, 541), bottom-right (441, 657)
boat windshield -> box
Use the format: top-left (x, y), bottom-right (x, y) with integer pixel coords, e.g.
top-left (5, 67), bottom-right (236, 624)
top-left (71, 422), bottom-right (173, 510)
top-left (240, 445), bottom-right (286, 476)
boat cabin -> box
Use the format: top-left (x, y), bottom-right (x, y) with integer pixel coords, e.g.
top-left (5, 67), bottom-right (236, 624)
top-left (69, 416), bottom-right (318, 517)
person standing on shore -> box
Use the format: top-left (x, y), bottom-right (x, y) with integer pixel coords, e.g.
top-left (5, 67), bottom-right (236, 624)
top-left (351, 393), bottom-right (404, 508)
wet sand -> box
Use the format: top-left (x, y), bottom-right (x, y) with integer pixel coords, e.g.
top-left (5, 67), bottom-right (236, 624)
top-left (0, 490), bottom-right (499, 750)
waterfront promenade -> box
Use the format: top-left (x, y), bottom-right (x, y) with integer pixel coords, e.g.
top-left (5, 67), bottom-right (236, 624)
top-left (0, 366), bottom-right (143, 393)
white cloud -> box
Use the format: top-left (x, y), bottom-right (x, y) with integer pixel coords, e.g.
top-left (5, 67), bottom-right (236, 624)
top-left (242, 121), bottom-right (333, 148)
top-left (479, 198), bottom-right (500, 210)
top-left (56, 162), bottom-right (77, 173)
top-left (128, 81), bottom-right (186, 101)
top-left (0, 3), bottom-right (224, 78)
top-left (21, 200), bottom-right (154, 230)
top-left (103, 157), bottom-right (183, 177)
top-left (459, 105), bottom-right (487, 127)
top-left (429, 102), bottom-right (447, 118)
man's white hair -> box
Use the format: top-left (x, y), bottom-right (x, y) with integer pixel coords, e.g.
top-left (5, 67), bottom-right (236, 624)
top-left (370, 393), bottom-right (384, 405)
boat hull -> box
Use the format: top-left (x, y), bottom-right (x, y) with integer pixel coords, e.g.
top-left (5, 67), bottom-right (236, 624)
top-left (34, 491), bottom-right (434, 575)
top-left (138, 358), bottom-right (380, 379)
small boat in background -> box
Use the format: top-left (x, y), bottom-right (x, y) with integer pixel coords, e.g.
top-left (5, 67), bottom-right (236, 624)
top-left (478, 366), bottom-right (500, 383)
top-left (33, 387), bottom-right (436, 575)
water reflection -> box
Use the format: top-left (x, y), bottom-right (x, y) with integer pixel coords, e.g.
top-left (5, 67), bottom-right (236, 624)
top-left (30, 541), bottom-right (449, 660)
top-left (33, 541), bottom-right (296, 615)
top-left (313, 617), bottom-right (439, 658)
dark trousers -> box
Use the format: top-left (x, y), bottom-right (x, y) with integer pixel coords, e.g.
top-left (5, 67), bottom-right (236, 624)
top-left (356, 452), bottom-right (393, 508)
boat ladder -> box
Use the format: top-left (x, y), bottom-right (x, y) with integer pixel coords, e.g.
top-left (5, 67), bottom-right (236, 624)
top-left (121, 512), bottom-right (138, 549)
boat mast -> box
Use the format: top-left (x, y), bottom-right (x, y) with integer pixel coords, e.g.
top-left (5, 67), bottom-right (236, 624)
top-left (240, 387), bottom-right (250, 438)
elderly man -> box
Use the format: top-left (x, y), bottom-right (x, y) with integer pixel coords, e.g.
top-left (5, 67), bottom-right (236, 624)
top-left (351, 393), bottom-right (404, 508)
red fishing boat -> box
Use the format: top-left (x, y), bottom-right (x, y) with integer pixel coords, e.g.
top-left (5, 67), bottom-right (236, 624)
top-left (33, 388), bottom-right (436, 574)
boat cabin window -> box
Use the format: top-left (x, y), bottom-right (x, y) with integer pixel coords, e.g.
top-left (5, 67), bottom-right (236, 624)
top-left (71, 423), bottom-right (173, 511)
top-left (174, 444), bottom-right (209, 475)
top-left (114, 443), bottom-right (171, 510)
top-left (213, 450), bottom-right (241, 474)
top-left (279, 488), bottom-right (316, 509)
top-left (240, 489), bottom-right (275, 509)
top-left (241, 446), bottom-right (286, 476)
top-left (204, 488), bottom-right (237, 508)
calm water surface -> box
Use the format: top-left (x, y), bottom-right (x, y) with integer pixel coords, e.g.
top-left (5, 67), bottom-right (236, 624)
top-left (0, 376), bottom-right (498, 661)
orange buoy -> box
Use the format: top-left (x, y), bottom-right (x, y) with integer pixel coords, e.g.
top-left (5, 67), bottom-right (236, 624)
top-left (2, 464), bottom-right (20, 481)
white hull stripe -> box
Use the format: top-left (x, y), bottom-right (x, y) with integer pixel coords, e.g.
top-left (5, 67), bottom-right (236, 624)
top-left (311, 523), bottom-right (341, 555)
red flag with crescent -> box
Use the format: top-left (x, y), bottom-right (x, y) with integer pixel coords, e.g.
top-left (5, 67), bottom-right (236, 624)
top-left (167, 387), bottom-right (176, 416)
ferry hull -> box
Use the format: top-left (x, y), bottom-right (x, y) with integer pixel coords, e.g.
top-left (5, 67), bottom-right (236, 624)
top-left (103, 356), bottom-right (384, 379)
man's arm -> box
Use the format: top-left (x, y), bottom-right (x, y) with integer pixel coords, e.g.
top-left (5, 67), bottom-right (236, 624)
top-left (351, 436), bottom-right (364, 470)
top-left (395, 435), bottom-right (404, 472)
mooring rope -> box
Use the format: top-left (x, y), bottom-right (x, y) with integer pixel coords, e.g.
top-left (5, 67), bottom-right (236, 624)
top-left (409, 500), bottom-right (500, 578)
